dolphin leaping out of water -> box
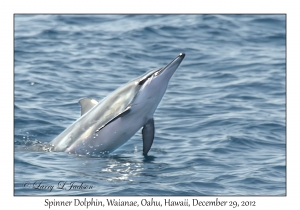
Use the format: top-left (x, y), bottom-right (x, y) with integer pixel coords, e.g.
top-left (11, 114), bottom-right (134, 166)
top-left (51, 53), bottom-right (185, 156)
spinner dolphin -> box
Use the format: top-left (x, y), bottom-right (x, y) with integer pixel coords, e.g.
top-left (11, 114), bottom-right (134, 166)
top-left (51, 53), bottom-right (185, 155)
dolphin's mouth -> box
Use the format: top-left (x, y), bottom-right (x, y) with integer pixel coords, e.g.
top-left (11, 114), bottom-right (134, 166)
top-left (138, 53), bottom-right (185, 86)
top-left (155, 53), bottom-right (185, 76)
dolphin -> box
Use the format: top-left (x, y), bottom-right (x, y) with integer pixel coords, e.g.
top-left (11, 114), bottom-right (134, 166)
top-left (51, 53), bottom-right (185, 155)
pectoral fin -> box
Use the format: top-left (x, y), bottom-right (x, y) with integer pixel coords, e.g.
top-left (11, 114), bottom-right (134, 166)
top-left (78, 98), bottom-right (99, 116)
top-left (142, 118), bottom-right (155, 156)
top-left (95, 105), bottom-right (131, 133)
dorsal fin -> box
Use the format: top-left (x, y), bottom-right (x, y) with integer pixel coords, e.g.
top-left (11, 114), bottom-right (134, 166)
top-left (78, 98), bottom-right (99, 116)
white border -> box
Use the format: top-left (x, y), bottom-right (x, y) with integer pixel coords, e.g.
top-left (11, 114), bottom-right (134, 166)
top-left (3, 0), bottom-right (297, 209)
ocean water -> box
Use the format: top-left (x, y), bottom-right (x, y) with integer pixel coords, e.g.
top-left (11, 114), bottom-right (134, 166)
top-left (14, 14), bottom-right (286, 196)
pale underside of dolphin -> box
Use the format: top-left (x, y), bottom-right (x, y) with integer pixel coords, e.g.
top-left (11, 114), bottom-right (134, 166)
top-left (50, 53), bottom-right (185, 156)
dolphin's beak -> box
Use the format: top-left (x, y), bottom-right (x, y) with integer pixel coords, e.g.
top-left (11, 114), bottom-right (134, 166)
top-left (157, 53), bottom-right (185, 79)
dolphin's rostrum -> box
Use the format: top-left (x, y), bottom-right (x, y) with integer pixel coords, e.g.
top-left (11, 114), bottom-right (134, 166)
top-left (51, 53), bottom-right (185, 155)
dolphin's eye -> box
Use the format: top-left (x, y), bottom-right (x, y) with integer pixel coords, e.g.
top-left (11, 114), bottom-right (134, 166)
top-left (138, 75), bottom-right (152, 85)
top-left (138, 79), bottom-right (146, 85)
top-left (138, 68), bottom-right (163, 85)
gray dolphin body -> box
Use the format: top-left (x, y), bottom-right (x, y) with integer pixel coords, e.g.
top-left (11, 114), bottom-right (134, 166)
top-left (51, 53), bottom-right (185, 155)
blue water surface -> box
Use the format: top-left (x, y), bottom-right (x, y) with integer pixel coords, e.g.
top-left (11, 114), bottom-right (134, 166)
top-left (14, 14), bottom-right (286, 196)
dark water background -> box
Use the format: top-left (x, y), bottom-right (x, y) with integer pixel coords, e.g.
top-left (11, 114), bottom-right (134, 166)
top-left (14, 14), bottom-right (286, 195)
